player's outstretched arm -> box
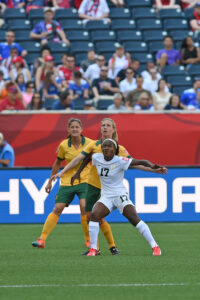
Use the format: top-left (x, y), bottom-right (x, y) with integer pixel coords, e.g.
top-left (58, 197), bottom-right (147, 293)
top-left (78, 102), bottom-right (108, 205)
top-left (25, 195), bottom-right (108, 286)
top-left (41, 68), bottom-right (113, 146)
top-left (71, 154), bottom-right (92, 185)
top-left (134, 165), bottom-right (167, 175)
top-left (51, 153), bottom-right (86, 181)
top-left (130, 159), bottom-right (167, 174)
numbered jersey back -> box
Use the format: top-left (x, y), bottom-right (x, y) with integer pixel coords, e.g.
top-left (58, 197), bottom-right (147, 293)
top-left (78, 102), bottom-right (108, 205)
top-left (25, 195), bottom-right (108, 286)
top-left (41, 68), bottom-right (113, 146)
top-left (92, 153), bottom-right (132, 197)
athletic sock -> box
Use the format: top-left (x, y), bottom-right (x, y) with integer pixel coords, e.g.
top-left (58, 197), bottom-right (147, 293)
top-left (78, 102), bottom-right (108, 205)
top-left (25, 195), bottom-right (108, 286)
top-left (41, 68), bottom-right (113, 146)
top-left (136, 220), bottom-right (157, 248)
top-left (80, 214), bottom-right (90, 243)
top-left (100, 221), bottom-right (115, 248)
top-left (40, 212), bottom-right (59, 241)
top-left (89, 221), bottom-right (99, 250)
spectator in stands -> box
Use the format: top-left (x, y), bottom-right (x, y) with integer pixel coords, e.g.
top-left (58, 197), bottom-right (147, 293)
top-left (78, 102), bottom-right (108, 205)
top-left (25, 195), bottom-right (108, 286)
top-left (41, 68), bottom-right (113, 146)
top-left (108, 44), bottom-right (130, 79)
top-left (81, 49), bottom-right (96, 72)
top-left (181, 36), bottom-right (200, 67)
top-left (181, 0), bottom-right (199, 11)
top-left (83, 99), bottom-right (96, 110)
top-left (153, 78), bottom-right (172, 110)
top-left (15, 73), bottom-right (26, 92)
top-left (22, 81), bottom-right (35, 108)
top-left (0, 70), bottom-right (4, 91)
top-left (0, 82), bottom-right (25, 111)
top-left (154, 0), bottom-right (180, 10)
top-left (164, 94), bottom-right (184, 110)
top-left (0, 31), bottom-right (27, 59)
top-left (4, 0), bottom-right (26, 8)
top-left (0, 1), bottom-right (6, 14)
top-left (69, 70), bottom-right (90, 101)
top-left (125, 75), bottom-right (152, 109)
top-left (43, 70), bottom-right (63, 100)
top-left (2, 46), bottom-right (18, 72)
top-left (190, 2), bottom-right (200, 33)
top-left (26, 0), bottom-right (45, 13)
top-left (180, 78), bottom-right (200, 109)
top-left (78, 0), bottom-right (111, 24)
top-left (119, 67), bottom-right (136, 98)
top-left (31, 45), bottom-right (52, 78)
top-left (0, 132), bottom-right (15, 167)
top-left (84, 53), bottom-right (106, 85)
top-left (92, 66), bottom-right (120, 102)
top-left (35, 55), bottom-right (60, 92)
top-left (28, 92), bottom-right (44, 110)
top-left (49, 0), bottom-right (70, 8)
top-left (30, 7), bottom-right (70, 46)
top-left (58, 54), bottom-right (82, 82)
top-left (115, 59), bottom-right (140, 84)
top-left (9, 56), bottom-right (31, 83)
top-left (156, 35), bottom-right (181, 70)
top-left (134, 92), bottom-right (154, 111)
top-left (0, 56), bottom-right (9, 79)
top-left (141, 61), bottom-right (161, 81)
top-left (107, 92), bottom-right (126, 111)
top-left (52, 90), bottom-right (75, 110)
top-left (143, 68), bottom-right (167, 94)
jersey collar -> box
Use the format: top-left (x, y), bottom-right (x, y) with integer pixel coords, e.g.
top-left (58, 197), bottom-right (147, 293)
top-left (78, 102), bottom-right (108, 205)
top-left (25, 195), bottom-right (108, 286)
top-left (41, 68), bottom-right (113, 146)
top-left (96, 139), bottom-right (102, 146)
top-left (68, 135), bottom-right (86, 147)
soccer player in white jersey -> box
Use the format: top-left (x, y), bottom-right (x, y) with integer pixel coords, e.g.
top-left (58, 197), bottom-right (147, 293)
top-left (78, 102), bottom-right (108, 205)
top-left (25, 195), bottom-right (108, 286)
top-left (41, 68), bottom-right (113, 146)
top-left (87, 138), bottom-right (167, 256)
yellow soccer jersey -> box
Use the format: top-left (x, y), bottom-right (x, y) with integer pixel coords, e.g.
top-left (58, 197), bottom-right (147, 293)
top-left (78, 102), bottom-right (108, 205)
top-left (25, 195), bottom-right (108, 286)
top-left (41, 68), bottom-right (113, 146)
top-left (57, 136), bottom-right (93, 186)
top-left (82, 139), bottom-right (131, 189)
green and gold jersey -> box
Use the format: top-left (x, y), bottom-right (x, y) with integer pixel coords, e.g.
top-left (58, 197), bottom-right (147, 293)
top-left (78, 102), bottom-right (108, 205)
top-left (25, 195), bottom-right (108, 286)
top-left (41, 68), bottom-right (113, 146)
top-left (57, 136), bottom-right (93, 186)
top-left (81, 139), bottom-right (131, 189)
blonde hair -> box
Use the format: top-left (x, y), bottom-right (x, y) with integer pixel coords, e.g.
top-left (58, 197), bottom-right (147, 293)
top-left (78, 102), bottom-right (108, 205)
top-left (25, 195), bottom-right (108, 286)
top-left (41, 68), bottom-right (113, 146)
top-left (101, 118), bottom-right (118, 141)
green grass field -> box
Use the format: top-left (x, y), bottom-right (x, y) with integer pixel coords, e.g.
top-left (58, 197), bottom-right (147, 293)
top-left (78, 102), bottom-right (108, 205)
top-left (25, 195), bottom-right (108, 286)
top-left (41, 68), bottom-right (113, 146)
top-left (0, 223), bottom-right (200, 300)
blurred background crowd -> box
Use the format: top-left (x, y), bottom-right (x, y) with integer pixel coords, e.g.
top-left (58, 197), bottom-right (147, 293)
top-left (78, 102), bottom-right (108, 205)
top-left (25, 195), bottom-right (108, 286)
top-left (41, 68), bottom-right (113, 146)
top-left (0, 0), bottom-right (200, 111)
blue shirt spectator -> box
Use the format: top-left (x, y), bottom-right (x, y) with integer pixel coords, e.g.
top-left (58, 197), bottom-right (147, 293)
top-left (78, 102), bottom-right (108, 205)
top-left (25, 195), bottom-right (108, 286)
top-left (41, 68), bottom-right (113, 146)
top-left (180, 79), bottom-right (200, 109)
top-left (0, 0), bottom-right (25, 8)
top-left (0, 133), bottom-right (15, 167)
top-left (69, 70), bottom-right (90, 100)
top-left (0, 31), bottom-right (27, 59)
top-left (52, 90), bottom-right (75, 110)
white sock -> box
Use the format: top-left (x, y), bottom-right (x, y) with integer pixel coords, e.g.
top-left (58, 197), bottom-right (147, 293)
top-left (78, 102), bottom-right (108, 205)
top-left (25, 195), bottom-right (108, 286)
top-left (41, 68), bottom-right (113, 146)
top-left (136, 220), bottom-right (157, 248)
top-left (89, 221), bottom-right (99, 250)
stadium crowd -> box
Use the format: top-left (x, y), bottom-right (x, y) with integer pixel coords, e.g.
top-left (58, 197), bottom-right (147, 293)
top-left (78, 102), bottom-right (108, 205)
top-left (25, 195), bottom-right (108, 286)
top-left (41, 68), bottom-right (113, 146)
top-left (0, 0), bottom-right (200, 111)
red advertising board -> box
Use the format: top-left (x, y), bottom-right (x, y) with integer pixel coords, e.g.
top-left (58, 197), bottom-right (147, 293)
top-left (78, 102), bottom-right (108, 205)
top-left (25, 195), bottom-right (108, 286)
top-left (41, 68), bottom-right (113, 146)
top-left (1, 113), bottom-right (200, 166)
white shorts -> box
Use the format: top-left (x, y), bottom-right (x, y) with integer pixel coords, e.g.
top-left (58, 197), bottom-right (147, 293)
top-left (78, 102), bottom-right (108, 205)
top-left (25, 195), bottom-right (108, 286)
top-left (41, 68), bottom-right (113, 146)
top-left (97, 193), bottom-right (134, 214)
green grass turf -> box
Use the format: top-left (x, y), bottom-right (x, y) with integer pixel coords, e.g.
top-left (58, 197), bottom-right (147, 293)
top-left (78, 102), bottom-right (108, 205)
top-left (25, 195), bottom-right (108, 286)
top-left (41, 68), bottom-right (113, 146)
top-left (0, 223), bottom-right (200, 300)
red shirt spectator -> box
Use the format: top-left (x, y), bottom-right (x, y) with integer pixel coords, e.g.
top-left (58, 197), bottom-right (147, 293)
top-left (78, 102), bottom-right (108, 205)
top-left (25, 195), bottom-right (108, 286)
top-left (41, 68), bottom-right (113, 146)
top-left (58, 55), bottom-right (82, 82)
top-left (0, 85), bottom-right (25, 112)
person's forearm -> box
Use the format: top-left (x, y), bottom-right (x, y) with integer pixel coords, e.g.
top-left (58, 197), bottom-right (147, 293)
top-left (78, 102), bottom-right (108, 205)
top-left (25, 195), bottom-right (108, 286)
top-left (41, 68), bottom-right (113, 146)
top-left (49, 160), bottom-right (62, 179)
top-left (131, 159), bottom-right (154, 168)
top-left (79, 13), bottom-right (92, 20)
top-left (59, 155), bottom-right (84, 176)
top-left (0, 159), bottom-right (9, 166)
top-left (134, 165), bottom-right (155, 172)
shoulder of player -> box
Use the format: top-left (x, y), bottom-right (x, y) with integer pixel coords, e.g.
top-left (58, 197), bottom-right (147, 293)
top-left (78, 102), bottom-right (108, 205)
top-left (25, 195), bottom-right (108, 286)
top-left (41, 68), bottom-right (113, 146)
top-left (118, 144), bottom-right (130, 156)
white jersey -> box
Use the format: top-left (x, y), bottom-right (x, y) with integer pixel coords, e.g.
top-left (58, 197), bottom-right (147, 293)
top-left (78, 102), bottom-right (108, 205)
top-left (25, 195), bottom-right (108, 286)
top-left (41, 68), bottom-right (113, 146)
top-left (92, 153), bottom-right (132, 197)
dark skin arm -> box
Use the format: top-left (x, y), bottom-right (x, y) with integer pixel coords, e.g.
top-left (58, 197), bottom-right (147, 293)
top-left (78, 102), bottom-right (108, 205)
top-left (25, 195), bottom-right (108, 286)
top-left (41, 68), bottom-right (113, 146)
top-left (130, 159), bottom-right (167, 174)
top-left (71, 154), bottom-right (92, 185)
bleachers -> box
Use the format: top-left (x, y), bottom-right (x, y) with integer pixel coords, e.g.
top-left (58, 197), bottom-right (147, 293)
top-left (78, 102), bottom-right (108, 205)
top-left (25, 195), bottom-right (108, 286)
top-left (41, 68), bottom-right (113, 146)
top-left (1, 4), bottom-right (199, 110)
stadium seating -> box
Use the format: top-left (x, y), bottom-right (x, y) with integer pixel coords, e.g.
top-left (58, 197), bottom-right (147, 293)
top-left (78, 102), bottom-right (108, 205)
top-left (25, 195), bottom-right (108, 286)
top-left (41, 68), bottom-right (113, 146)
top-left (85, 21), bottom-right (111, 31)
top-left (111, 19), bottom-right (136, 30)
top-left (54, 8), bottom-right (78, 19)
top-left (161, 65), bottom-right (187, 77)
top-left (148, 41), bottom-right (164, 56)
top-left (163, 19), bottom-right (189, 31)
top-left (91, 30), bottom-right (116, 42)
top-left (159, 8), bottom-right (184, 20)
top-left (143, 30), bottom-right (167, 42)
top-left (95, 41), bottom-right (117, 53)
top-left (4, 8), bottom-right (26, 21)
top-left (172, 86), bottom-right (189, 96)
top-left (123, 41), bottom-right (148, 52)
top-left (66, 30), bottom-right (90, 41)
top-left (166, 75), bottom-right (193, 87)
top-left (126, 0), bottom-right (151, 8)
top-left (60, 19), bottom-right (83, 31)
top-left (14, 30), bottom-right (32, 42)
top-left (109, 8), bottom-right (131, 19)
top-left (169, 30), bottom-right (194, 42)
top-left (70, 42), bottom-right (94, 54)
top-left (117, 30), bottom-right (142, 42)
top-left (20, 41), bottom-right (41, 53)
top-left (188, 65), bottom-right (200, 78)
top-left (97, 99), bottom-right (114, 110)
top-left (137, 19), bottom-right (162, 31)
top-left (7, 19), bottom-right (31, 30)
top-left (73, 98), bottom-right (86, 110)
top-left (47, 41), bottom-right (69, 53)
top-left (131, 53), bottom-right (153, 64)
top-left (28, 9), bottom-right (43, 21)
top-left (0, 30), bottom-right (5, 41)
top-left (44, 98), bottom-right (56, 110)
top-left (132, 7), bottom-right (157, 20)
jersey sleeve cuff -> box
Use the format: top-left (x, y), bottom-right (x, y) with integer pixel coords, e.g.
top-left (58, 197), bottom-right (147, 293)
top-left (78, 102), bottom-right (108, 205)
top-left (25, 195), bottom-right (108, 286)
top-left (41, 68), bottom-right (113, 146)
top-left (57, 156), bottom-right (64, 161)
top-left (81, 151), bottom-right (89, 156)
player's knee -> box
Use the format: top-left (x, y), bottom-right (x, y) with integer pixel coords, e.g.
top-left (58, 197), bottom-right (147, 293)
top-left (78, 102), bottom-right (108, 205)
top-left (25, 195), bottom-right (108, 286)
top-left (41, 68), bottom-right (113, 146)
top-left (91, 211), bottom-right (99, 222)
top-left (53, 207), bottom-right (63, 216)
